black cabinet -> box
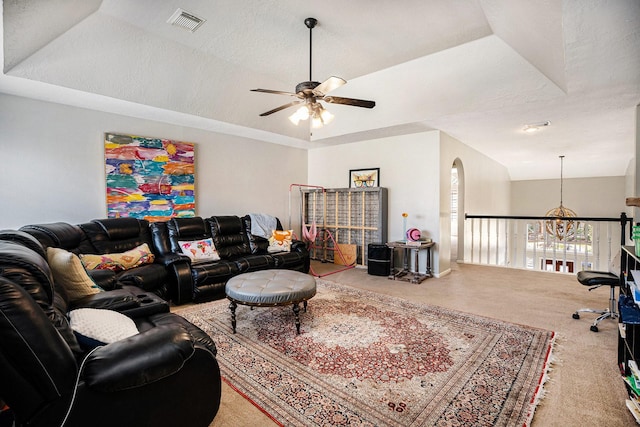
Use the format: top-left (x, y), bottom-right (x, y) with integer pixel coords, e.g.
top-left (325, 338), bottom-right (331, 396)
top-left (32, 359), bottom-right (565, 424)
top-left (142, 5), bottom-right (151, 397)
top-left (367, 243), bottom-right (391, 276)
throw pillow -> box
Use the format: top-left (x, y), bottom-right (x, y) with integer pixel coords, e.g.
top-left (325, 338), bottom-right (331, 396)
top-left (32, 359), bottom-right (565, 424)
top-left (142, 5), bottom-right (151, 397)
top-left (69, 308), bottom-right (139, 349)
top-left (47, 247), bottom-right (103, 303)
top-left (178, 238), bottom-right (221, 263)
top-left (268, 229), bottom-right (293, 253)
top-left (80, 243), bottom-right (155, 272)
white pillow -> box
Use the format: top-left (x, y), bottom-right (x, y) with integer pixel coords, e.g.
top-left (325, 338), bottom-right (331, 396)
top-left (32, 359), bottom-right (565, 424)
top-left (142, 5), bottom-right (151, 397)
top-left (69, 308), bottom-right (139, 349)
top-left (178, 238), bottom-right (221, 263)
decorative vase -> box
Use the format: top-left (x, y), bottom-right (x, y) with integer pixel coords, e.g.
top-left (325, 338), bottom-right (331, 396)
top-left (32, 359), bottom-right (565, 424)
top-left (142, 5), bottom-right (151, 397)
top-left (402, 213), bottom-right (408, 243)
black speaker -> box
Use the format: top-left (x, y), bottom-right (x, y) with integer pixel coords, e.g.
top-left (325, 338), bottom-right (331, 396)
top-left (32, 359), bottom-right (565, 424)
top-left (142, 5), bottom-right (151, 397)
top-left (368, 243), bottom-right (391, 276)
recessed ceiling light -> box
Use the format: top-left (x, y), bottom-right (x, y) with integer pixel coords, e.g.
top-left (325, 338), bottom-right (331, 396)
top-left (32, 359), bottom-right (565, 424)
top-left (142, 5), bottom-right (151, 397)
top-left (167, 8), bottom-right (206, 33)
top-left (523, 121), bottom-right (551, 133)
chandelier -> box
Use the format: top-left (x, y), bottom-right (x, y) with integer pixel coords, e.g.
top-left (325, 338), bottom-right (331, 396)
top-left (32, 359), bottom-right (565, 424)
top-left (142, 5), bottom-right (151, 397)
top-left (545, 155), bottom-right (577, 240)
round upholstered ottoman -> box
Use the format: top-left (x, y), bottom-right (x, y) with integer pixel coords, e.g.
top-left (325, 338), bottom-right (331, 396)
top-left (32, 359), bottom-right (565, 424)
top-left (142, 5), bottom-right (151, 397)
top-left (225, 270), bottom-right (316, 334)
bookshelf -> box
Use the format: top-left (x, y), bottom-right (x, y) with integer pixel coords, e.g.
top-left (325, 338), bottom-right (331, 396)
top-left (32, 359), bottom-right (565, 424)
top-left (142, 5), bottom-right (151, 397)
top-left (619, 246), bottom-right (640, 423)
top-left (301, 187), bottom-right (387, 267)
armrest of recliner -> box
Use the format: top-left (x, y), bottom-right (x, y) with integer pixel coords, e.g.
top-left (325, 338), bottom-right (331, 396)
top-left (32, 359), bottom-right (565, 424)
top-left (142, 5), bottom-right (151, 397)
top-left (70, 289), bottom-right (139, 312)
top-left (82, 325), bottom-right (197, 392)
top-left (166, 259), bottom-right (194, 305)
top-left (87, 269), bottom-right (119, 291)
top-left (291, 239), bottom-right (308, 254)
top-left (155, 252), bottom-right (190, 267)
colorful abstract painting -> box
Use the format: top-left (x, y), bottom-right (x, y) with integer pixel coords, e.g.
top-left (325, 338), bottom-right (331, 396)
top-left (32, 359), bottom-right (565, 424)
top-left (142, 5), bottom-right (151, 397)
top-left (104, 133), bottom-right (195, 221)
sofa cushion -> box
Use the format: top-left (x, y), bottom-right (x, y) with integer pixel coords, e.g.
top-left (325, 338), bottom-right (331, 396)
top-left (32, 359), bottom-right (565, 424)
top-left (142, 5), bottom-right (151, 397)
top-left (80, 243), bottom-right (155, 272)
top-left (20, 222), bottom-right (86, 251)
top-left (93, 218), bottom-right (142, 240)
top-left (0, 230), bottom-right (47, 259)
top-left (80, 218), bottom-right (152, 254)
top-left (232, 254), bottom-right (276, 273)
top-left (270, 250), bottom-right (308, 270)
top-left (178, 238), bottom-right (220, 264)
top-left (170, 217), bottom-right (209, 238)
top-left (208, 216), bottom-right (251, 258)
top-left (47, 247), bottom-right (103, 302)
top-left (69, 308), bottom-right (139, 349)
top-left (191, 260), bottom-right (240, 288)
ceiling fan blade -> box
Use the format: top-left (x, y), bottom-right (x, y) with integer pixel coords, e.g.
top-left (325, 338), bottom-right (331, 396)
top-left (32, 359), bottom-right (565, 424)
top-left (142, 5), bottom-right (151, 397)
top-left (313, 76), bottom-right (346, 96)
top-left (259, 101), bottom-right (302, 116)
top-left (251, 88), bottom-right (299, 97)
top-left (323, 96), bottom-right (376, 109)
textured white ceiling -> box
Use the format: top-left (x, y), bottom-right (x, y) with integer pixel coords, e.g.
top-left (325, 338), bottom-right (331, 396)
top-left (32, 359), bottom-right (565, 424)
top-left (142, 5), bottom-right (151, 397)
top-left (1, 0), bottom-right (639, 180)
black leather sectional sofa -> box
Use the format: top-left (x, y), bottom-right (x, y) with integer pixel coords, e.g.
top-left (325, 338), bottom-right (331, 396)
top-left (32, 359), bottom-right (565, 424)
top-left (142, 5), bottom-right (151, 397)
top-left (0, 215), bottom-right (307, 425)
top-left (19, 214), bottom-right (309, 305)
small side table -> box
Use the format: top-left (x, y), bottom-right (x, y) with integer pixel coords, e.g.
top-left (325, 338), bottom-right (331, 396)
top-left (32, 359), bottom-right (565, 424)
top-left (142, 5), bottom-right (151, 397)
top-left (386, 241), bottom-right (435, 284)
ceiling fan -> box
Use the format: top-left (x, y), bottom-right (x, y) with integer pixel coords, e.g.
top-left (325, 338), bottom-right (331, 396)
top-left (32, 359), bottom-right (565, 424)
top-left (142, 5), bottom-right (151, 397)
top-left (251, 17), bottom-right (375, 129)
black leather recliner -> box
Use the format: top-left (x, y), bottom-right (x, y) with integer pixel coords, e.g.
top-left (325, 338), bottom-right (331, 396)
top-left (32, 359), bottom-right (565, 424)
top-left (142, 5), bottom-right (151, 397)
top-left (0, 234), bottom-right (221, 427)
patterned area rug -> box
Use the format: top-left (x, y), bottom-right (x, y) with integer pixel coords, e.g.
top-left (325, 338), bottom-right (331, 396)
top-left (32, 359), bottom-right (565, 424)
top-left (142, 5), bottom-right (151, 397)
top-left (176, 280), bottom-right (554, 427)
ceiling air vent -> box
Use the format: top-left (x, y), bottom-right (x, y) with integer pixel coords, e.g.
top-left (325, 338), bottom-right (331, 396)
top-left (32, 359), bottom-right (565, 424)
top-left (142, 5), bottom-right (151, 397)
top-left (167, 8), bottom-right (205, 32)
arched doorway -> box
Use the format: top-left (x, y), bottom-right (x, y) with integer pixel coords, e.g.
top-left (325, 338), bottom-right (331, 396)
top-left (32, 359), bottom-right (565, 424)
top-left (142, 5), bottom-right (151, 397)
top-left (451, 159), bottom-right (465, 262)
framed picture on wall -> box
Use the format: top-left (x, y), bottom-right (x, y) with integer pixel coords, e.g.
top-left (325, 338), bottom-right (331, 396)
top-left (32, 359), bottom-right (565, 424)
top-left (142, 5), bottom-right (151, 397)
top-left (104, 133), bottom-right (196, 221)
top-left (349, 168), bottom-right (380, 188)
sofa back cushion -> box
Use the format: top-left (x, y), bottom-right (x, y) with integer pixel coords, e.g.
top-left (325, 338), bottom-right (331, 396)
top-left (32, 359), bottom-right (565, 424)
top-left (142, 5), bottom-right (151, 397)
top-left (0, 230), bottom-right (48, 259)
top-left (81, 218), bottom-right (152, 254)
top-left (20, 222), bottom-right (93, 253)
top-left (166, 217), bottom-right (211, 252)
top-left (207, 216), bottom-right (250, 259)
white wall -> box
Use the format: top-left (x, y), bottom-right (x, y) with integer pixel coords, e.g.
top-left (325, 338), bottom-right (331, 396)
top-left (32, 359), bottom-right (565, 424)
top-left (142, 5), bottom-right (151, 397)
top-left (308, 131), bottom-right (512, 276)
top-left (631, 104), bottom-right (640, 220)
top-left (511, 176), bottom-right (627, 269)
top-left (0, 94), bottom-right (308, 229)
top-left (511, 176), bottom-right (626, 217)
top-left (439, 132), bottom-right (511, 272)
top-left (627, 158), bottom-right (636, 218)
top-left (308, 132), bottom-right (441, 272)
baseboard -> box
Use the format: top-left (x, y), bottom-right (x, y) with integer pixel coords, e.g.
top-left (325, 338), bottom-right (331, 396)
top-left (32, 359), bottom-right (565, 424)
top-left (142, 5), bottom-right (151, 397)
top-left (435, 269), bottom-right (451, 278)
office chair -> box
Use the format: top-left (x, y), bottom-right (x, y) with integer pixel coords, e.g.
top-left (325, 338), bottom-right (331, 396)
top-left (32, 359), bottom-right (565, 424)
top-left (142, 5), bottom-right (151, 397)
top-left (572, 270), bottom-right (620, 332)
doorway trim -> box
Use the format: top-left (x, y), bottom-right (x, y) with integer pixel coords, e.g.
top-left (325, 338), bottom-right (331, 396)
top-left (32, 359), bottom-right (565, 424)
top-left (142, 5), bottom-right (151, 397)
top-left (452, 158), bottom-right (465, 262)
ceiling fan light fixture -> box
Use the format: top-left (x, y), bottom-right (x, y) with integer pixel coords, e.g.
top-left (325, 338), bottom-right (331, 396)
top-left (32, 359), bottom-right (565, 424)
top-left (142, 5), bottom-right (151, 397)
top-left (320, 108), bottom-right (334, 124)
top-left (288, 113), bottom-right (301, 126)
top-left (311, 114), bottom-right (324, 129)
top-left (288, 106), bottom-right (310, 125)
top-left (296, 106), bottom-right (310, 120)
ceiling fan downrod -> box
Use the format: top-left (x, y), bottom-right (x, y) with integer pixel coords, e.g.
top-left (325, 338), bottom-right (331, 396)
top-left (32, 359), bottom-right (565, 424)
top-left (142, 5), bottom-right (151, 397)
top-left (305, 17), bottom-right (317, 82)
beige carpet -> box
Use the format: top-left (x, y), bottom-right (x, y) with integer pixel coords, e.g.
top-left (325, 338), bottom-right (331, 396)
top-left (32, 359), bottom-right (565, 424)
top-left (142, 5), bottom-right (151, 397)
top-left (198, 262), bottom-right (634, 426)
